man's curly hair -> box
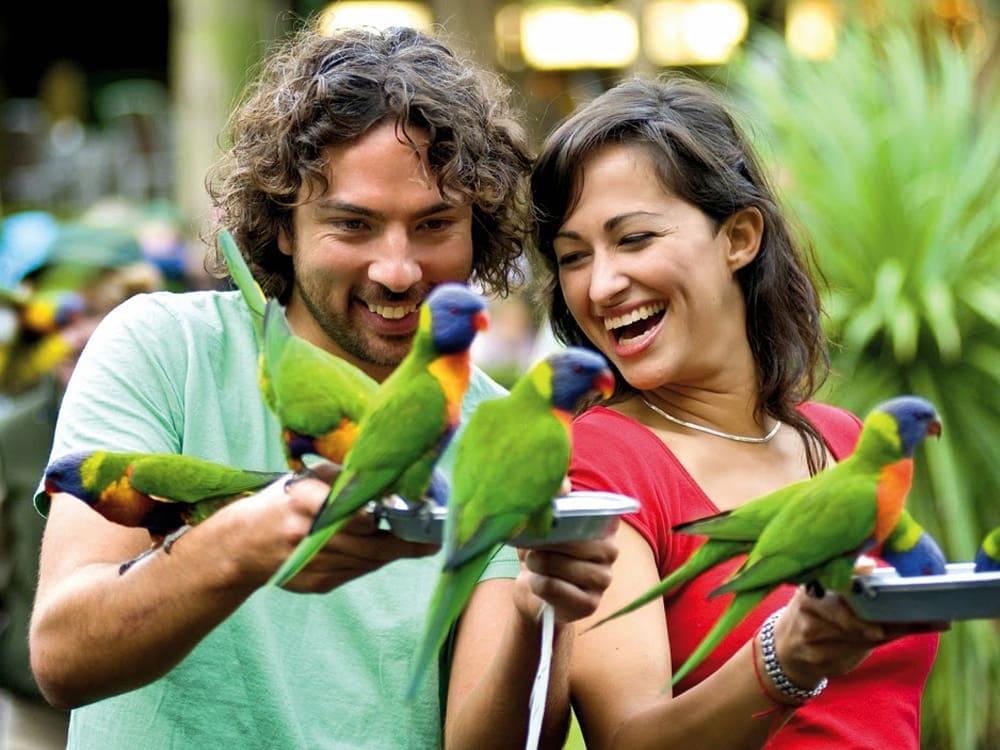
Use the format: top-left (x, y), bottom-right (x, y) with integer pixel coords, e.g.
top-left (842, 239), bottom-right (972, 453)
top-left (205, 21), bottom-right (534, 302)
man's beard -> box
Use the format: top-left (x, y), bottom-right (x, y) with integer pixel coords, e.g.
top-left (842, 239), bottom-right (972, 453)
top-left (296, 283), bottom-right (413, 368)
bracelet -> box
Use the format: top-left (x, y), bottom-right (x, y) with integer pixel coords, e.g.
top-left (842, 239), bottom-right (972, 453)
top-left (759, 607), bottom-right (828, 703)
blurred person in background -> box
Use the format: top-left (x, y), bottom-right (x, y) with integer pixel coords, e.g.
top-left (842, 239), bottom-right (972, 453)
top-left (0, 217), bottom-right (163, 750)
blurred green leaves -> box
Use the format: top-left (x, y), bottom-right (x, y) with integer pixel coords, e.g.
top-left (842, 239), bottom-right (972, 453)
top-left (727, 16), bottom-right (1000, 749)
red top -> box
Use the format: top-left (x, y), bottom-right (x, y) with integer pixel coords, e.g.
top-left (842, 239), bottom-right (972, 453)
top-left (570, 402), bottom-right (937, 749)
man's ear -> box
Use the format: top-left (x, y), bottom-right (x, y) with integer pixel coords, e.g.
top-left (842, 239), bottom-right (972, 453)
top-left (723, 206), bottom-right (763, 272)
top-left (277, 228), bottom-right (292, 257)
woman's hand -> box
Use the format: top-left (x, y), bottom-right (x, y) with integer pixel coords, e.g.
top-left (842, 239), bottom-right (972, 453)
top-left (513, 518), bottom-right (620, 625)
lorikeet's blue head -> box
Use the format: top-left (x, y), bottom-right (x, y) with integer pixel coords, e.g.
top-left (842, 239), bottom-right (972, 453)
top-left (974, 526), bottom-right (1000, 573)
top-left (44, 451), bottom-right (94, 503)
top-left (426, 283), bottom-right (488, 354)
top-left (876, 395), bottom-right (942, 457)
top-left (548, 347), bottom-right (615, 412)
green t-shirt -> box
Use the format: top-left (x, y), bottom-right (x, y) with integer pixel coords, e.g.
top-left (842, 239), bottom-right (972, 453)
top-left (42, 290), bottom-right (518, 749)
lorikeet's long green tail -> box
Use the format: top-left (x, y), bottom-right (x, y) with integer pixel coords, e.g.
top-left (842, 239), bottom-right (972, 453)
top-left (670, 588), bottom-right (768, 688)
top-left (406, 547), bottom-right (496, 699)
top-left (587, 539), bottom-right (751, 632)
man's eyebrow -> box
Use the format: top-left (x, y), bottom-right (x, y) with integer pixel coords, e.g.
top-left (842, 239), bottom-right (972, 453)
top-left (311, 199), bottom-right (460, 220)
top-left (312, 199), bottom-right (378, 218)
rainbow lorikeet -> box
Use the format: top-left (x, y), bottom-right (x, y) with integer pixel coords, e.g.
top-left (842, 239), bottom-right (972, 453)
top-left (588, 501), bottom-right (946, 634)
top-left (217, 228), bottom-right (377, 470)
top-left (43, 449), bottom-right (286, 573)
top-left (268, 282), bottom-right (489, 588)
top-left (974, 526), bottom-right (1000, 573)
top-left (668, 395), bottom-right (942, 686)
top-left (879, 510), bottom-right (947, 577)
top-left (406, 346), bottom-right (615, 698)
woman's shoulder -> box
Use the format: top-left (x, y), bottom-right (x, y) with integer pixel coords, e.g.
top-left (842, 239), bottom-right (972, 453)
top-left (797, 401), bottom-right (863, 460)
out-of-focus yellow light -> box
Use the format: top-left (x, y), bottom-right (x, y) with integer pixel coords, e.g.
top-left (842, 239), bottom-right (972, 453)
top-left (493, 3), bottom-right (524, 56)
top-left (644, 0), bottom-right (748, 66)
top-left (521, 6), bottom-right (639, 70)
top-left (786, 0), bottom-right (839, 60)
top-left (319, 2), bottom-right (433, 33)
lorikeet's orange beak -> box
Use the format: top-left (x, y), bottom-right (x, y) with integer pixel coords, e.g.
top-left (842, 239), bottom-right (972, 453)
top-left (594, 369), bottom-right (615, 400)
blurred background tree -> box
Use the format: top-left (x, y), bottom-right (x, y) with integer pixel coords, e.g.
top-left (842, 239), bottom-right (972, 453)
top-left (727, 6), bottom-right (1000, 747)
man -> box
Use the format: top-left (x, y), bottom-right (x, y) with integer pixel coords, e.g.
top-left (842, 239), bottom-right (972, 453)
top-left (29, 21), bottom-right (617, 750)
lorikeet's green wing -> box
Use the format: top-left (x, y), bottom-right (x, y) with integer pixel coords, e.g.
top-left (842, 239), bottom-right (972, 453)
top-left (267, 283), bottom-right (488, 588)
top-left (715, 473), bottom-right (880, 595)
top-left (262, 299), bottom-right (377, 469)
top-left (406, 347), bottom-right (615, 699)
top-left (126, 453), bottom-right (285, 503)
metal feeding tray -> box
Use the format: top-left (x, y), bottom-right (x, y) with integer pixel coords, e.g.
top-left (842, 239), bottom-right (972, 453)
top-left (845, 562), bottom-right (1000, 622)
top-left (376, 490), bottom-right (639, 546)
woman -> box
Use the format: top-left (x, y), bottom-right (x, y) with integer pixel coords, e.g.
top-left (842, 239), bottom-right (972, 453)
top-left (529, 76), bottom-right (940, 748)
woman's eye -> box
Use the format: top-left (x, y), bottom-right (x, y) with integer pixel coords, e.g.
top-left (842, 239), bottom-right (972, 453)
top-left (556, 251), bottom-right (585, 267)
top-left (620, 233), bottom-right (653, 246)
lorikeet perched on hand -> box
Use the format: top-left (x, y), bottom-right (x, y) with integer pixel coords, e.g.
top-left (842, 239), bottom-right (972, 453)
top-left (669, 395), bottom-right (942, 687)
top-left (44, 449), bottom-right (286, 573)
top-left (268, 282), bottom-right (489, 588)
top-left (589, 502), bottom-right (945, 633)
top-left (217, 228), bottom-right (377, 470)
top-left (406, 346), bottom-right (615, 698)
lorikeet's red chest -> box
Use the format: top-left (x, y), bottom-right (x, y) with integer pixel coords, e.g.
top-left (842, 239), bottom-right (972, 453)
top-left (95, 471), bottom-right (157, 527)
top-left (875, 457), bottom-right (914, 543)
top-left (428, 351), bottom-right (472, 426)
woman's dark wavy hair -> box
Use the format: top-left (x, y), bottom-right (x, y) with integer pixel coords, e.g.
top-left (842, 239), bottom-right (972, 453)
top-left (205, 21), bottom-right (533, 302)
top-left (530, 76), bottom-right (832, 473)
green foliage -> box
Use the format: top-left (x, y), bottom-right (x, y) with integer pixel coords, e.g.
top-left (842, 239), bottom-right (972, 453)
top-left (727, 19), bottom-right (1000, 749)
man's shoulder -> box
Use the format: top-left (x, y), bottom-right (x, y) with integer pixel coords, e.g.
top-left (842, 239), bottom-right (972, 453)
top-left (112, 289), bottom-right (245, 322)
top-left (102, 290), bottom-right (253, 347)
top-left (467, 365), bottom-right (507, 403)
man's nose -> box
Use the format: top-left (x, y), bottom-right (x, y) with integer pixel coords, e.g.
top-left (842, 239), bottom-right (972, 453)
top-left (368, 232), bottom-right (422, 292)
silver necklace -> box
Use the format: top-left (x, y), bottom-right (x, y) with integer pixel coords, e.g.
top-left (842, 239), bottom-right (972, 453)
top-left (640, 397), bottom-right (781, 444)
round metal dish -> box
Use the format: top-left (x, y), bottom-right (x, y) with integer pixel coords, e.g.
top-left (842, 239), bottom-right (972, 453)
top-left (377, 490), bottom-right (639, 546)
